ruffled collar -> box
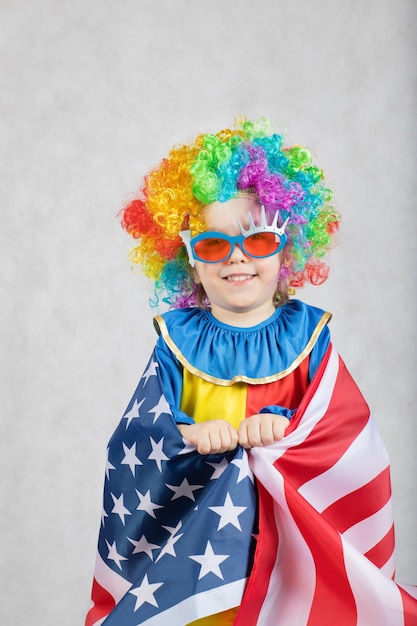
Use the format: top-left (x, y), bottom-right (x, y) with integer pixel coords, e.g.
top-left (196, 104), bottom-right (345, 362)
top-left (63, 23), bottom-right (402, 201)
top-left (154, 300), bottom-right (331, 385)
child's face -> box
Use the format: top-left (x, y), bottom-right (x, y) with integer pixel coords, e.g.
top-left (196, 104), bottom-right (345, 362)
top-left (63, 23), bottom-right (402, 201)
top-left (193, 197), bottom-right (283, 327)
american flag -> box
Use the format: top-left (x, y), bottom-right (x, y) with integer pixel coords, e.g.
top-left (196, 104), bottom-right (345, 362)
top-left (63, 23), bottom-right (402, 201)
top-left (86, 355), bottom-right (258, 625)
top-left (86, 345), bottom-right (417, 625)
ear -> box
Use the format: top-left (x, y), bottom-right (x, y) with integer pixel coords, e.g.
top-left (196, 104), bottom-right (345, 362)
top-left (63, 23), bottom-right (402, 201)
top-left (192, 267), bottom-right (201, 285)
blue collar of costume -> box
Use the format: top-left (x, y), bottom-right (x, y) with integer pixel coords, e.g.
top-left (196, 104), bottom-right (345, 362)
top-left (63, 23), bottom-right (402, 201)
top-left (154, 299), bottom-right (331, 385)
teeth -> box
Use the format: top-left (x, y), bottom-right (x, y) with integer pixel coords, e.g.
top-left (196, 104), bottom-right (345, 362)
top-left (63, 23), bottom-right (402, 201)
top-left (225, 274), bottom-right (253, 282)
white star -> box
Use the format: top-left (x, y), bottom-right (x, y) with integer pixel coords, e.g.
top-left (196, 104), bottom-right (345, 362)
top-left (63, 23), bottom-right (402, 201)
top-left (148, 437), bottom-right (169, 472)
top-left (209, 492), bottom-right (247, 531)
top-left (155, 530), bottom-right (184, 562)
top-left (165, 478), bottom-right (203, 501)
top-left (162, 521), bottom-right (182, 536)
top-left (128, 535), bottom-right (160, 560)
top-left (153, 522), bottom-right (182, 563)
top-left (111, 493), bottom-right (131, 525)
top-left (205, 458), bottom-right (229, 479)
top-left (148, 394), bottom-right (171, 423)
top-left (136, 489), bottom-right (164, 518)
top-left (129, 574), bottom-right (163, 611)
top-left (106, 539), bottom-right (127, 570)
top-left (121, 442), bottom-right (143, 476)
top-left (189, 541), bottom-right (229, 580)
top-left (105, 448), bottom-right (116, 480)
top-left (231, 453), bottom-right (254, 484)
top-left (141, 360), bottom-right (159, 385)
top-left (123, 398), bottom-right (144, 428)
top-left (101, 507), bottom-right (108, 527)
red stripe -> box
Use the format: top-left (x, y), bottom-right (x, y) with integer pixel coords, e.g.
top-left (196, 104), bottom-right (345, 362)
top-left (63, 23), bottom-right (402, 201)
top-left (278, 356), bottom-right (370, 491)
top-left (85, 578), bottom-right (116, 626)
top-left (234, 482), bottom-right (279, 625)
top-left (284, 482), bottom-right (357, 626)
top-left (364, 524), bottom-right (395, 570)
top-left (399, 586), bottom-right (417, 626)
top-left (322, 467), bottom-right (392, 533)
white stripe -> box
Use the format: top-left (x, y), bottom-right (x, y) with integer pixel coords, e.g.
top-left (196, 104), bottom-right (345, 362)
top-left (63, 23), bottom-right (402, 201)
top-left (299, 415), bottom-right (390, 512)
top-left (88, 553), bottom-right (133, 625)
top-left (342, 537), bottom-right (406, 626)
top-left (342, 498), bottom-right (394, 555)
top-left (139, 578), bottom-right (246, 625)
top-left (253, 345), bottom-right (339, 469)
top-left (249, 452), bottom-right (315, 625)
top-left (94, 551), bottom-right (132, 603)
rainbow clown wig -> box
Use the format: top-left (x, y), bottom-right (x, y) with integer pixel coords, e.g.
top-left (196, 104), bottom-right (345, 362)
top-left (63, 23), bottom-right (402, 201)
top-left (120, 117), bottom-right (340, 308)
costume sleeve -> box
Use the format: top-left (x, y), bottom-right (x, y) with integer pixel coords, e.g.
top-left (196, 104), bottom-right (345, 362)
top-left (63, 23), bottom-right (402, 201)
top-left (259, 405), bottom-right (296, 419)
top-left (154, 337), bottom-right (195, 425)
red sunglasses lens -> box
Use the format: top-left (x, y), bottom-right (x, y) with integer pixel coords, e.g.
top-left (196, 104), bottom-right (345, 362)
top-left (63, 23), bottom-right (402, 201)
top-left (243, 232), bottom-right (280, 257)
top-left (194, 238), bottom-right (231, 262)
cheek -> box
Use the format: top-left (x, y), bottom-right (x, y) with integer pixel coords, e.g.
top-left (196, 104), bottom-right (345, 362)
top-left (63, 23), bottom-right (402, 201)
top-left (266, 255), bottom-right (283, 278)
top-left (193, 263), bottom-right (219, 292)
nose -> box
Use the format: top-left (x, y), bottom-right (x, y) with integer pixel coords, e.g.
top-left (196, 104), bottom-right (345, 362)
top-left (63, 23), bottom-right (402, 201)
top-left (227, 242), bottom-right (248, 262)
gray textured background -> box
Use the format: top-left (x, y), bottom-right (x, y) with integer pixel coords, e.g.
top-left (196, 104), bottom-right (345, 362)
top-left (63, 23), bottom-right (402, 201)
top-left (1, 1), bottom-right (416, 623)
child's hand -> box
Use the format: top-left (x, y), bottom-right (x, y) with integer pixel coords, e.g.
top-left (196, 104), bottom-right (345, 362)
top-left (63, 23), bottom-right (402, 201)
top-left (238, 413), bottom-right (290, 449)
top-left (177, 420), bottom-right (239, 455)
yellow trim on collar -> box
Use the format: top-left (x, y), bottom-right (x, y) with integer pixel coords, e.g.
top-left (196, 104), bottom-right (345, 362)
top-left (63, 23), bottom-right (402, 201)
top-left (154, 311), bottom-right (332, 387)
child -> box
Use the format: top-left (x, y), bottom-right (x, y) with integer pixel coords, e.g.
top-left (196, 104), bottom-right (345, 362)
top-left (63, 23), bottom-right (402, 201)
top-left (86, 118), bottom-right (417, 625)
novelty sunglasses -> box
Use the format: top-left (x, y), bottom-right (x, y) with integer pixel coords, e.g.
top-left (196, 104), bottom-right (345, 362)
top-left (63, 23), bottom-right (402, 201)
top-left (180, 207), bottom-right (289, 266)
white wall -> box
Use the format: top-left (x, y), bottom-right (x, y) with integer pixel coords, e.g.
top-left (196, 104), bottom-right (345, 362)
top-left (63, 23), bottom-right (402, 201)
top-left (1, 1), bottom-right (415, 623)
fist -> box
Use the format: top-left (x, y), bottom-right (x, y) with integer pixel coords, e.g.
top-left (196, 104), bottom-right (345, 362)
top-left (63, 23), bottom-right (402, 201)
top-left (238, 413), bottom-right (289, 449)
top-left (178, 420), bottom-right (239, 455)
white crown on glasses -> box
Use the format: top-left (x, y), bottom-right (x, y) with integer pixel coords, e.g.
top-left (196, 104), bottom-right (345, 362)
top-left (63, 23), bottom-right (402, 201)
top-left (238, 205), bottom-right (289, 237)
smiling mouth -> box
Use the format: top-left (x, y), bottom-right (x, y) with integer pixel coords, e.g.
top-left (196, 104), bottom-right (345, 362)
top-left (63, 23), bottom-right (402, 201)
top-left (224, 274), bottom-right (255, 282)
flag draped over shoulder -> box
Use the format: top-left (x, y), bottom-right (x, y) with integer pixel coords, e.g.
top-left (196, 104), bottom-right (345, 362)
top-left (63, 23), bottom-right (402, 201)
top-left (86, 357), bottom-right (258, 626)
top-left (235, 345), bottom-right (417, 625)
top-left (86, 346), bottom-right (417, 626)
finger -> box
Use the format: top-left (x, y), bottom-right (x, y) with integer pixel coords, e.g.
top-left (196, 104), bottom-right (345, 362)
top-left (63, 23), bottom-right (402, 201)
top-left (208, 427), bottom-right (225, 454)
top-left (272, 417), bottom-right (289, 441)
top-left (197, 439), bottom-right (211, 455)
top-left (237, 422), bottom-right (251, 449)
top-left (259, 420), bottom-right (276, 446)
top-left (239, 419), bottom-right (262, 448)
top-left (215, 427), bottom-right (237, 453)
top-left (248, 419), bottom-right (264, 447)
top-left (223, 427), bottom-right (239, 451)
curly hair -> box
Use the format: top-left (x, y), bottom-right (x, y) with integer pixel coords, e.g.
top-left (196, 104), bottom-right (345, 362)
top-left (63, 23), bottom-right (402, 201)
top-left (120, 117), bottom-right (340, 308)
